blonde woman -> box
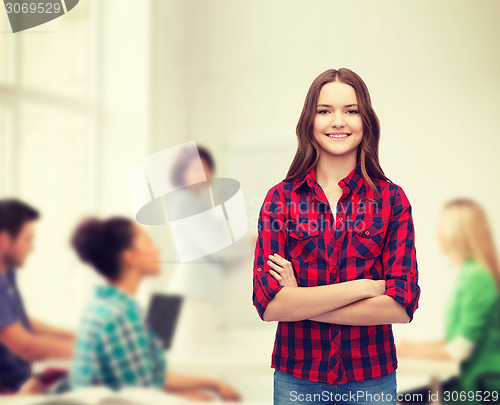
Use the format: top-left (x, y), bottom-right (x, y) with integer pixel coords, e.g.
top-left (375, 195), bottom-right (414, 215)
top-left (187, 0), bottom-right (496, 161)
top-left (398, 198), bottom-right (500, 404)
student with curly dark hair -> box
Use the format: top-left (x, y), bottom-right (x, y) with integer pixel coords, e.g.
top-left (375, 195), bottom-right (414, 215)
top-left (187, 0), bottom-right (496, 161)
top-left (70, 216), bottom-right (241, 401)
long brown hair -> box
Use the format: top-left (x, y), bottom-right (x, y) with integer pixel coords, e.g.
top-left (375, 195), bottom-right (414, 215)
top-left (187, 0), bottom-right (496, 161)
top-left (440, 198), bottom-right (500, 295)
top-left (285, 68), bottom-right (390, 202)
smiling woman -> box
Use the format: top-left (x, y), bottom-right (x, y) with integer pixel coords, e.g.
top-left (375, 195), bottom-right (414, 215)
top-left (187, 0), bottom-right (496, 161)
top-left (252, 68), bottom-right (421, 405)
top-left (315, 87), bottom-right (364, 149)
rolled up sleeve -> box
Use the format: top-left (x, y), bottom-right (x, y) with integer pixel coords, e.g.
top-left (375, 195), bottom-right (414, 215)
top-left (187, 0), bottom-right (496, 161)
top-left (382, 186), bottom-right (421, 322)
top-left (252, 186), bottom-right (287, 321)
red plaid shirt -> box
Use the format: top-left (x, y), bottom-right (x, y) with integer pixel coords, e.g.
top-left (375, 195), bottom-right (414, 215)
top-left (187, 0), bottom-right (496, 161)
top-left (252, 161), bottom-right (420, 384)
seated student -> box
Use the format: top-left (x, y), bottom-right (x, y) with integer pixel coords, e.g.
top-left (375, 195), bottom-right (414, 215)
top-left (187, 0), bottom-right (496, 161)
top-left (397, 198), bottom-right (500, 404)
top-left (69, 216), bottom-right (241, 402)
top-left (0, 199), bottom-right (75, 394)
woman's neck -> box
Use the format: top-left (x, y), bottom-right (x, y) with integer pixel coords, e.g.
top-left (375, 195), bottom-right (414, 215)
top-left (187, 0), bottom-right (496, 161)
top-left (110, 268), bottom-right (143, 297)
top-left (449, 253), bottom-right (467, 269)
top-left (315, 152), bottom-right (357, 189)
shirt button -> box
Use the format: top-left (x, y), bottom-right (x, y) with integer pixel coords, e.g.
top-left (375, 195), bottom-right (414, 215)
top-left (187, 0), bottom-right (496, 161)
top-left (365, 231), bottom-right (369, 235)
top-left (299, 232), bottom-right (304, 237)
top-left (338, 217), bottom-right (343, 222)
top-left (257, 268), bottom-right (262, 272)
top-left (332, 269), bottom-right (337, 273)
top-left (336, 241), bottom-right (342, 247)
top-left (339, 180), bottom-right (345, 187)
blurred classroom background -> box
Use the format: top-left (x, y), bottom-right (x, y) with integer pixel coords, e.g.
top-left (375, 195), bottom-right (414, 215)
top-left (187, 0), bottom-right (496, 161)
top-left (1, 0), bottom-right (500, 401)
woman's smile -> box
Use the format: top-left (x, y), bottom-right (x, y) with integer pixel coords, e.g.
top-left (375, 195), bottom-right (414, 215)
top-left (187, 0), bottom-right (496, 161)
top-left (325, 132), bottom-right (351, 140)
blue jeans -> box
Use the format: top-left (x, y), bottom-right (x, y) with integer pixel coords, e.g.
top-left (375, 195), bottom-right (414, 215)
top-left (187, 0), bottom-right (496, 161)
top-left (274, 369), bottom-right (397, 405)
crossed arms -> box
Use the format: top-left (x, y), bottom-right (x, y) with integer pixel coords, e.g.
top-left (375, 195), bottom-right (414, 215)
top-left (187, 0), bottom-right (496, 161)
top-left (252, 186), bottom-right (420, 326)
top-left (262, 253), bottom-right (410, 325)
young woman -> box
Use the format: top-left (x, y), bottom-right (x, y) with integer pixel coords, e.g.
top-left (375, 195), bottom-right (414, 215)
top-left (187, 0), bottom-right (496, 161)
top-left (70, 217), bottom-right (241, 401)
top-left (252, 68), bottom-right (421, 405)
top-left (397, 198), bottom-right (500, 404)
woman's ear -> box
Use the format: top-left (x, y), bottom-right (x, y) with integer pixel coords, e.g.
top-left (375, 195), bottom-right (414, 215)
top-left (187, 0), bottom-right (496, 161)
top-left (0, 230), bottom-right (12, 247)
top-left (120, 247), bottom-right (136, 269)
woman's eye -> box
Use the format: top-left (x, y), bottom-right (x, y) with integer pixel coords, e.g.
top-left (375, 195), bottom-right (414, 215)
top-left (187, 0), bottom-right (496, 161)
top-left (317, 109), bottom-right (358, 114)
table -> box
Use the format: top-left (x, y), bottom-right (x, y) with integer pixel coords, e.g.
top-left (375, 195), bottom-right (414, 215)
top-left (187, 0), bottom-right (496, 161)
top-left (29, 346), bottom-right (460, 405)
top-left (397, 357), bottom-right (460, 404)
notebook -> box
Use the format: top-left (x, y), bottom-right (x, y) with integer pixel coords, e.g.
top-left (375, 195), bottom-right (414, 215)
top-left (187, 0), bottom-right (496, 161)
top-left (146, 293), bottom-right (184, 350)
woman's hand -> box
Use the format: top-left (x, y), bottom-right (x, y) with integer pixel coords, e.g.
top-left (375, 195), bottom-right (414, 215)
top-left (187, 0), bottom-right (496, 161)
top-left (363, 279), bottom-right (386, 297)
top-left (212, 381), bottom-right (242, 401)
top-left (396, 339), bottom-right (416, 357)
top-left (174, 389), bottom-right (217, 402)
top-left (165, 372), bottom-right (240, 402)
top-left (18, 376), bottom-right (48, 395)
top-left (267, 253), bottom-right (299, 287)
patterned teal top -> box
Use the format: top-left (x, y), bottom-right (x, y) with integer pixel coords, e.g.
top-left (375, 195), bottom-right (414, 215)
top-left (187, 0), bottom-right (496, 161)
top-left (70, 285), bottom-right (166, 391)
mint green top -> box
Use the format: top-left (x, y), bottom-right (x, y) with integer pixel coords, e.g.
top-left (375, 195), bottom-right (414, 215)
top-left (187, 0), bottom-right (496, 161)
top-left (444, 257), bottom-right (500, 395)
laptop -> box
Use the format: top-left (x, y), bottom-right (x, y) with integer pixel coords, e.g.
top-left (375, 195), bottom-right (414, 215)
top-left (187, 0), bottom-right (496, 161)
top-left (146, 294), bottom-right (183, 350)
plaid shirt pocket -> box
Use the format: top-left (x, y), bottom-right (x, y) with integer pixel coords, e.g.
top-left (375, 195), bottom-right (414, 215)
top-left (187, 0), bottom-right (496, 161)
top-left (288, 221), bottom-right (320, 263)
top-left (350, 220), bottom-right (386, 259)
